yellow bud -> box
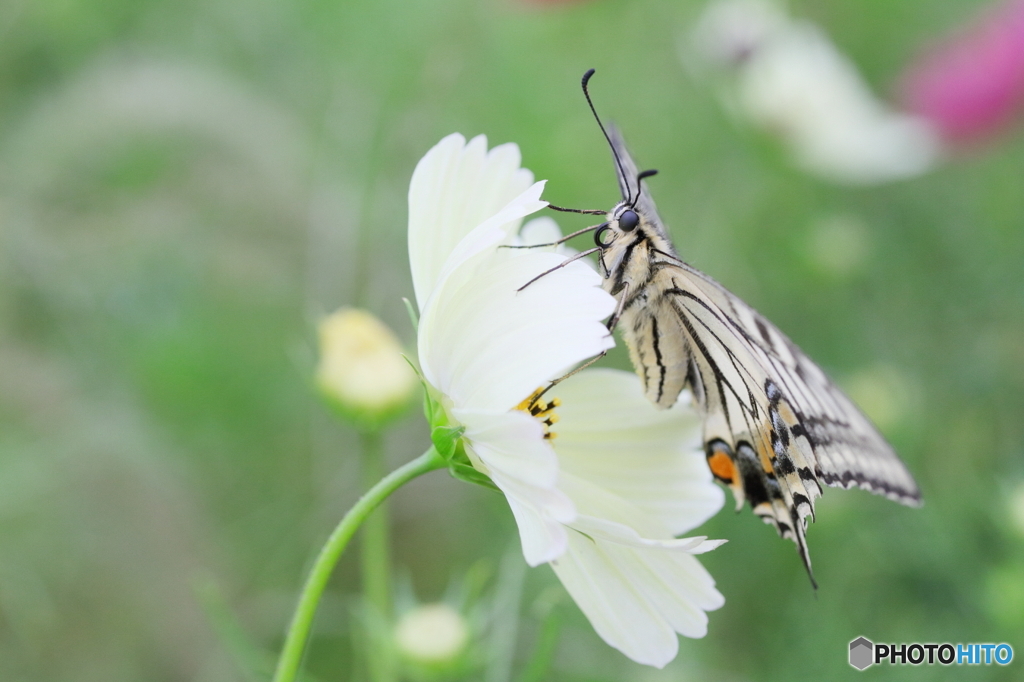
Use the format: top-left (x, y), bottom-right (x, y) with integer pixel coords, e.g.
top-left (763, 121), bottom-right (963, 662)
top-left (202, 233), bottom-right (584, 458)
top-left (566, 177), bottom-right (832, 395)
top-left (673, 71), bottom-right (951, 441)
top-left (394, 603), bottom-right (469, 666)
top-left (316, 308), bottom-right (417, 429)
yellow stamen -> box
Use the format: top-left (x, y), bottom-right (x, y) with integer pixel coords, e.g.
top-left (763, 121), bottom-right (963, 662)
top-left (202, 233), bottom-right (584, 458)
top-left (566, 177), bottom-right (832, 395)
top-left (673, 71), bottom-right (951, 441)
top-left (516, 388), bottom-right (561, 440)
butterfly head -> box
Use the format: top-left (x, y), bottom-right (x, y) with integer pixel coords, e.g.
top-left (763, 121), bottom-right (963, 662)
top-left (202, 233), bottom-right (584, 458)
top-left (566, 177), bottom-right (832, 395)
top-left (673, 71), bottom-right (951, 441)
top-left (585, 201), bottom-right (655, 285)
top-left (597, 181), bottom-right (659, 237)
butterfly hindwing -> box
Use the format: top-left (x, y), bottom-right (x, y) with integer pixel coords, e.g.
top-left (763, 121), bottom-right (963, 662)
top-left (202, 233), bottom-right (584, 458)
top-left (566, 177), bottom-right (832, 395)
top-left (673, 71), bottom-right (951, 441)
top-left (678, 264), bottom-right (921, 507)
top-left (657, 267), bottom-right (823, 574)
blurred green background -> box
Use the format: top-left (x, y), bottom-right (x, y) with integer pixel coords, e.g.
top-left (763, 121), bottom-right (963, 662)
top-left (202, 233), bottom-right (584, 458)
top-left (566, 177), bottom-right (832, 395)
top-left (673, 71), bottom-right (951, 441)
top-left (2, 0), bottom-right (1023, 680)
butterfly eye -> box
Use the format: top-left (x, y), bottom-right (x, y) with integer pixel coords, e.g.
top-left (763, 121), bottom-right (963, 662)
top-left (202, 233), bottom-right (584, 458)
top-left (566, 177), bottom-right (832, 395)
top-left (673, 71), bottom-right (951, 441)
top-left (618, 210), bottom-right (639, 232)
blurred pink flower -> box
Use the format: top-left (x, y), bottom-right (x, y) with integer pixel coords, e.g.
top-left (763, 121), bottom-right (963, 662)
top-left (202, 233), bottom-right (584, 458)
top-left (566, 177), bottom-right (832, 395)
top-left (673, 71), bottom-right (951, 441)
top-left (901, 0), bottom-right (1024, 143)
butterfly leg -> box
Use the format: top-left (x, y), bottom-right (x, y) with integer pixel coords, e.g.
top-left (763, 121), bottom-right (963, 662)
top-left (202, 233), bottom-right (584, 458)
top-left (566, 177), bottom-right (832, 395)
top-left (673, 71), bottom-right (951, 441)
top-left (604, 288), bottom-right (629, 334)
top-left (526, 349), bottom-right (609, 406)
top-left (502, 221), bottom-right (608, 249)
top-left (516, 247), bottom-right (603, 292)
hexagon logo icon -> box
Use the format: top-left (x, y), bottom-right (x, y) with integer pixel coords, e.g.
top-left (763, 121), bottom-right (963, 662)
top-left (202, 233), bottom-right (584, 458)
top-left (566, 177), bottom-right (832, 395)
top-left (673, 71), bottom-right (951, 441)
top-left (849, 636), bottom-right (874, 670)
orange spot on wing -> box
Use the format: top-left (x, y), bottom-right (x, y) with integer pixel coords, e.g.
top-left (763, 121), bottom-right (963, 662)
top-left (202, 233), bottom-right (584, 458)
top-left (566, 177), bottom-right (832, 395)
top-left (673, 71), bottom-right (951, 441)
top-left (707, 451), bottom-right (737, 483)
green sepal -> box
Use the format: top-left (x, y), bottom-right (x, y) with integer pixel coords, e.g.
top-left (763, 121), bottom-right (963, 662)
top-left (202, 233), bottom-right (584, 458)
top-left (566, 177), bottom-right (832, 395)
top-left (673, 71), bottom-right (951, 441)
top-left (431, 425), bottom-right (466, 461)
top-left (448, 461), bottom-right (501, 493)
top-left (429, 424), bottom-right (500, 492)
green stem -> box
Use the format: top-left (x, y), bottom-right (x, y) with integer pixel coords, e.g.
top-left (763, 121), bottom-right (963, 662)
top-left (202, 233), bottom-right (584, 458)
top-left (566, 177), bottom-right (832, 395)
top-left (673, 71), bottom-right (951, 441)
top-left (272, 447), bottom-right (447, 682)
top-left (359, 430), bottom-right (393, 681)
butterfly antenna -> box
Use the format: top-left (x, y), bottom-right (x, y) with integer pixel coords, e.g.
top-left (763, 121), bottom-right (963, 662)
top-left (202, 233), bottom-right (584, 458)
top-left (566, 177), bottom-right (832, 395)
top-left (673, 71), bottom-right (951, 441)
top-left (631, 169), bottom-right (659, 208)
top-left (581, 69), bottom-right (634, 205)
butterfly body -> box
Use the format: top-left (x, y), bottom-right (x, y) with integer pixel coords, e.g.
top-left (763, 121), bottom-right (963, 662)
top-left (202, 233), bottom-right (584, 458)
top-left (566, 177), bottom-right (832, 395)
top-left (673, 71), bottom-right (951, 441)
top-left (593, 124), bottom-right (921, 583)
top-left (599, 204), bottom-right (689, 409)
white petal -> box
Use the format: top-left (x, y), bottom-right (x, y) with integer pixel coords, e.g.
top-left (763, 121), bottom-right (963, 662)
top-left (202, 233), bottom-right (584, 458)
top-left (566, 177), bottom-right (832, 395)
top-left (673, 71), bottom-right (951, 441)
top-left (600, 542), bottom-right (724, 634)
top-left (558, 471), bottom-right (676, 538)
top-left (419, 247), bottom-right (615, 413)
top-left (551, 369), bottom-right (725, 535)
top-left (455, 408), bottom-right (576, 567)
top-left (505, 492), bottom-right (570, 567)
top-left (550, 532), bottom-right (677, 667)
top-left (690, 0), bottom-right (787, 66)
top-left (408, 134), bottom-right (535, 309)
top-left (517, 216), bottom-right (563, 246)
top-left (454, 408), bottom-right (558, 489)
top-left (428, 181), bottom-right (548, 299)
top-left (569, 514), bottom-right (726, 555)
top-left (611, 544), bottom-right (725, 622)
top-left (550, 530), bottom-right (723, 667)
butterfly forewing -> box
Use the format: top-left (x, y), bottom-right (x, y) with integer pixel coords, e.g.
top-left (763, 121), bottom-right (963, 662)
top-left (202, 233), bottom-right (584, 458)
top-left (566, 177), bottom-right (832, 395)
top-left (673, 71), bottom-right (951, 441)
top-left (600, 126), bottom-right (921, 581)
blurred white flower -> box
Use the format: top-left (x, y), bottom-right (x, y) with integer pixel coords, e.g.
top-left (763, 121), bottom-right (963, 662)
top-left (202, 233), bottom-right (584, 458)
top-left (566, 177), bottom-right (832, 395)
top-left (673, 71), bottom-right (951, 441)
top-left (689, 0), bottom-right (941, 184)
top-left (394, 603), bottom-right (469, 666)
top-left (410, 134), bottom-right (725, 667)
top-left (689, 0), bottom-right (787, 65)
top-left (315, 307), bottom-right (417, 428)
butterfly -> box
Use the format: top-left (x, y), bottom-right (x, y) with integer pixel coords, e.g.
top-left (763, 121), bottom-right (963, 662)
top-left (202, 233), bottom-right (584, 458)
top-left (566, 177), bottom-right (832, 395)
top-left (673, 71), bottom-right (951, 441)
top-left (523, 69), bottom-right (921, 585)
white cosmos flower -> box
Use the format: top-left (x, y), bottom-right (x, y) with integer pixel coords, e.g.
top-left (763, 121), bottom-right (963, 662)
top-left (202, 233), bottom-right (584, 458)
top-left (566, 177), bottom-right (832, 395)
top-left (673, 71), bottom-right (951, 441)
top-left (409, 133), bottom-right (725, 667)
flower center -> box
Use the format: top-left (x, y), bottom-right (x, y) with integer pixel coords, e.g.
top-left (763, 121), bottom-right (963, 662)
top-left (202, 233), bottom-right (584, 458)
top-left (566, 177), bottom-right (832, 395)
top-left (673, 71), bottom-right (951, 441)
top-left (516, 388), bottom-right (561, 440)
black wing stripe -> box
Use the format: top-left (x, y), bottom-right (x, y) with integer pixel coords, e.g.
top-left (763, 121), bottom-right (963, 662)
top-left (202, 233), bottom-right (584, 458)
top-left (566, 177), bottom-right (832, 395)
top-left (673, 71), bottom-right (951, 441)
top-left (672, 297), bottom-right (764, 434)
top-left (665, 287), bottom-right (767, 404)
top-left (673, 301), bottom-right (738, 434)
top-left (671, 298), bottom-right (770, 449)
top-left (663, 268), bottom-right (919, 581)
top-left (649, 315), bottom-right (666, 404)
